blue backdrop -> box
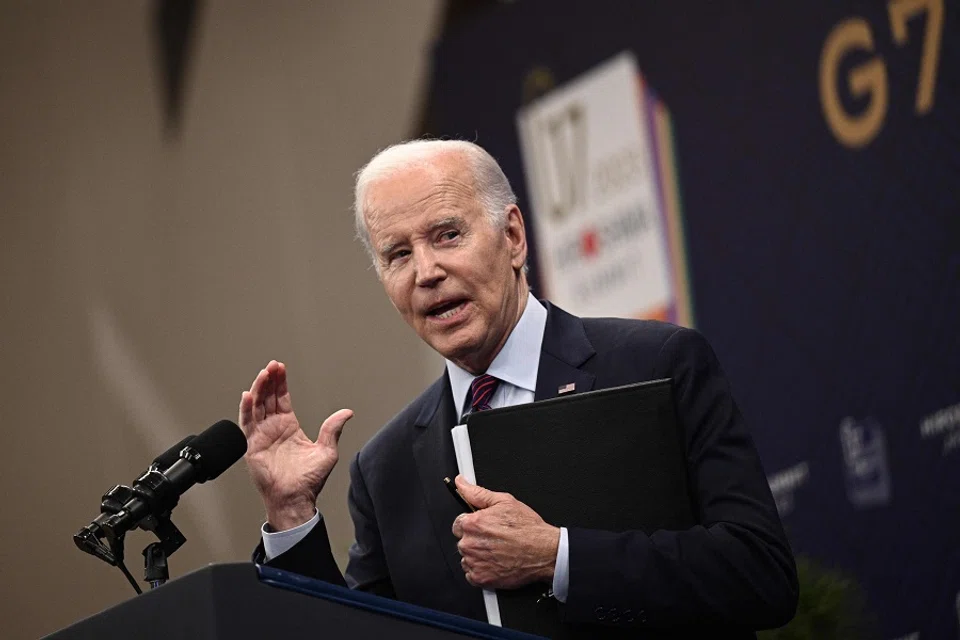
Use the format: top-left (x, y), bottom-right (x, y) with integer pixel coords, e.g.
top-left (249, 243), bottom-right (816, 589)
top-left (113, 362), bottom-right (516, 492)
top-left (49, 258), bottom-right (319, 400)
top-left (427, 1), bottom-right (960, 635)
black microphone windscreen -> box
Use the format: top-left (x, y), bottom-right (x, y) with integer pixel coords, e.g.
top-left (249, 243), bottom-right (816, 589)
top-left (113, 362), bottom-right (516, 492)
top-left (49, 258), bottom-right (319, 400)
top-left (152, 435), bottom-right (196, 470)
top-left (190, 420), bottom-right (247, 481)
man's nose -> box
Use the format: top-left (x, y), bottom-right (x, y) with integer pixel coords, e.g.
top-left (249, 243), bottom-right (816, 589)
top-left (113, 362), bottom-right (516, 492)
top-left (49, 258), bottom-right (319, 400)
top-left (413, 248), bottom-right (445, 287)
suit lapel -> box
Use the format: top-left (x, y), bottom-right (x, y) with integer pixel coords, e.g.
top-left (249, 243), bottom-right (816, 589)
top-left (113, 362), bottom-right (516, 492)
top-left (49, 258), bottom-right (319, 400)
top-left (534, 301), bottom-right (597, 401)
top-left (411, 376), bottom-right (482, 607)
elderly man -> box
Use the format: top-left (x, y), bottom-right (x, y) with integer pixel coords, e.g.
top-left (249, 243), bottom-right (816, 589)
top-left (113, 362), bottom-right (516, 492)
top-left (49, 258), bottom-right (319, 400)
top-left (240, 140), bottom-right (797, 634)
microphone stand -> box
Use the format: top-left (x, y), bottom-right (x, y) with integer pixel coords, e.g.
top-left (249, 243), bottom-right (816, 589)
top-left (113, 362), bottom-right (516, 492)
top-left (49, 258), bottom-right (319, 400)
top-left (74, 485), bottom-right (186, 593)
top-left (138, 511), bottom-right (186, 589)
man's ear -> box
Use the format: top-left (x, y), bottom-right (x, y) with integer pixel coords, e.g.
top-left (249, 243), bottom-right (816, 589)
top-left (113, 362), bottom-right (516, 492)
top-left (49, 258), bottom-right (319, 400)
top-left (504, 205), bottom-right (528, 272)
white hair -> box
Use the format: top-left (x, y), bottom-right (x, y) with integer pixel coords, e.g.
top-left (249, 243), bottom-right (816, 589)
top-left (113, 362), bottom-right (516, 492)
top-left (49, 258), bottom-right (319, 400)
top-left (353, 139), bottom-right (517, 263)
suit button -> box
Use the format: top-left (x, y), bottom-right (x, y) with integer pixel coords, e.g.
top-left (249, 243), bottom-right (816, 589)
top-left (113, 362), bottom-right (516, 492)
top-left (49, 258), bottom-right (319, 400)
top-left (594, 606), bottom-right (606, 621)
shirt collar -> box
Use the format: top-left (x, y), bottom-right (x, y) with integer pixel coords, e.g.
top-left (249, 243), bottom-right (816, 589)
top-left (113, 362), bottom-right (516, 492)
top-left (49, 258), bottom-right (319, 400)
top-left (446, 292), bottom-right (547, 416)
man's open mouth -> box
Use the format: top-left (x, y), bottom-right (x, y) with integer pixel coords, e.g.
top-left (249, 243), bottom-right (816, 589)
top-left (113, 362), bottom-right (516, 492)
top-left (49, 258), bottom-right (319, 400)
top-left (428, 300), bottom-right (467, 320)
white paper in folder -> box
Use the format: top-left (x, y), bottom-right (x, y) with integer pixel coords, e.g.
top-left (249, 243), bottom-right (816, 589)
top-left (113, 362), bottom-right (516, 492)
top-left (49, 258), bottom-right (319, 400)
top-left (450, 423), bottom-right (503, 627)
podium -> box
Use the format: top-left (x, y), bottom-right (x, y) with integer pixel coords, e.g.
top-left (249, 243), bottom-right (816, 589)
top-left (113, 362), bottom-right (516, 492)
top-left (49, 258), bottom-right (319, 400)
top-left (46, 563), bottom-right (545, 640)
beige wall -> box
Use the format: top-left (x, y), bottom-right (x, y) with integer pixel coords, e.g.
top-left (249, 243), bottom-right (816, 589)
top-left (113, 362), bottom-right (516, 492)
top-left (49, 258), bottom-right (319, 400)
top-left (0, 1), bottom-right (444, 637)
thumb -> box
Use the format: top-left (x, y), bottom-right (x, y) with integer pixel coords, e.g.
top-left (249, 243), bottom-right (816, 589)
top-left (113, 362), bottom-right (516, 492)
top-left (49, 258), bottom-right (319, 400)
top-left (455, 474), bottom-right (503, 509)
top-left (316, 409), bottom-right (354, 448)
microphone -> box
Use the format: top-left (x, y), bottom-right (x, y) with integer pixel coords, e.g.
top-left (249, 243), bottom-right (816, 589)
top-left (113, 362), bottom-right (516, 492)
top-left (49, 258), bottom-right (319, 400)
top-left (152, 434), bottom-right (197, 471)
top-left (74, 420), bottom-right (246, 592)
top-left (97, 420), bottom-right (247, 542)
top-left (74, 434), bottom-right (198, 562)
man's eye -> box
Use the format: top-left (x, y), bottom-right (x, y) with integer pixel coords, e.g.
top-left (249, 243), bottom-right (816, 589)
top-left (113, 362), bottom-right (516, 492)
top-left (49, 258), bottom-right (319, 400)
top-left (439, 230), bottom-right (460, 242)
top-left (388, 250), bottom-right (410, 264)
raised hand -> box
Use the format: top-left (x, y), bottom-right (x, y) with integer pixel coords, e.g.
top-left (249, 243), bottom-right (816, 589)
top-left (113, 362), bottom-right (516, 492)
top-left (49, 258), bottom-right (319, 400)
top-left (451, 475), bottom-right (560, 590)
top-left (239, 360), bottom-right (353, 531)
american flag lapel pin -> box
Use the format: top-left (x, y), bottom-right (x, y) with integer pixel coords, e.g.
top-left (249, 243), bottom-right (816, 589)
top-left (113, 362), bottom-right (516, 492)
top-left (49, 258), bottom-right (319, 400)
top-left (558, 382), bottom-right (576, 394)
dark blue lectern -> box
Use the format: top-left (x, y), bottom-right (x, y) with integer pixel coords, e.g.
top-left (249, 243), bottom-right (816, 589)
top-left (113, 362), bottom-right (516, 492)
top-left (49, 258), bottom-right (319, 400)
top-left (45, 564), bottom-right (545, 640)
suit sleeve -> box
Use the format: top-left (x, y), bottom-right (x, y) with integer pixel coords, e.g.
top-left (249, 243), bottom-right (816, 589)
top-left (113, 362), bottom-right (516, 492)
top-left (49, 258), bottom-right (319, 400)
top-left (251, 452), bottom-right (395, 598)
top-left (562, 327), bottom-right (798, 630)
top-left (343, 450), bottom-right (396, 598)
top-left (253, 513), bottom-right (346, 586)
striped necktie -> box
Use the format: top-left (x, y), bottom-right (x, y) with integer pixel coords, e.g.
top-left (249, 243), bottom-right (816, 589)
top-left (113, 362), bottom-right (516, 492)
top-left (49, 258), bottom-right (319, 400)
top-left (467, 373), bottom-right (500, 413)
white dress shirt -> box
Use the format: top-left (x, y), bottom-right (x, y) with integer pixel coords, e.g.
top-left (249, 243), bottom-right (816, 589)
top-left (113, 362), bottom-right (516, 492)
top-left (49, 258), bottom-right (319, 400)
top-left (262, 292), bottom-right (571, 602)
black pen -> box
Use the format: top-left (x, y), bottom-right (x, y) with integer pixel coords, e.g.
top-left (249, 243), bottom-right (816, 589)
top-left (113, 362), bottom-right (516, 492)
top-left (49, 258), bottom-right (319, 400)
top-left (443, 476), bottom-right (475, 513)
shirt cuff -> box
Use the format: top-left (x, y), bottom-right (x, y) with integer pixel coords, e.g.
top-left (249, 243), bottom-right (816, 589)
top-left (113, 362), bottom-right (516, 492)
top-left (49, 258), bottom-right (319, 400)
top-left (552, 526), bottom-right (569, 603)
top-left (261, 510), bottom-right (320, 561)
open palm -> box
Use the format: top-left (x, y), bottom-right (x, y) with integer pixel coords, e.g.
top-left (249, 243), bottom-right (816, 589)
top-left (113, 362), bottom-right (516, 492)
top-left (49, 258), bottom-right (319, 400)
top-left (239, 360), bottom-right (352, 530)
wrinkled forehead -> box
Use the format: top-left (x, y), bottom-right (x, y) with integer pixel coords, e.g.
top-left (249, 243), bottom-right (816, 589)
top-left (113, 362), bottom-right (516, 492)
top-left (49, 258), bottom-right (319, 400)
top-left (362, 160), bottom-right (479, 235)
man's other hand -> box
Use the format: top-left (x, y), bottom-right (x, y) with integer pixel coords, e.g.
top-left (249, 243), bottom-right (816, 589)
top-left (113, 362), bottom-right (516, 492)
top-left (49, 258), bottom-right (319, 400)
top-left (239, 360), bottom-right (353, 531)
top-left (451, 475), bottom-right (560, 590)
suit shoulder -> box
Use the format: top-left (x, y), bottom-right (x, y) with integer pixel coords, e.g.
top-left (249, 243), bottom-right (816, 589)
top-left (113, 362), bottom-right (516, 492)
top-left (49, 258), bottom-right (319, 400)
top-left (580, 316), bottom-right (689, 354)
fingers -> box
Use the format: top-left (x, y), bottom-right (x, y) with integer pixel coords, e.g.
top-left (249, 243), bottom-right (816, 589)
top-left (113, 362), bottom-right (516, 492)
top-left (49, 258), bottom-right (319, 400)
top-left (460, 557), bottom-right (476, 586)
top-left (238, 391), bottom-right (255, 435)
top-left (452, 513), bottom-right (467, 539)
top-left (452, 512), bottom-right (483, 540)
top-left (455, 475), bottom-right (506, 509)
top-left (275, 362), bottom-right (293, 413)
top-left (250, 369), bottom-right (270, 421)
top-left (249, 361), bottom-right (286, 421)
top-left (263, 362), bottom-right (278, 415)
top-left (316, 409), bottom-right (354, 449)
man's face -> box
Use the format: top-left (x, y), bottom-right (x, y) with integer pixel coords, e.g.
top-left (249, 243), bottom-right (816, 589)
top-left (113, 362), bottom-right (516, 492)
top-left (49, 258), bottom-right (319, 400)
top-left (364, 156), bottom-right (528, 374)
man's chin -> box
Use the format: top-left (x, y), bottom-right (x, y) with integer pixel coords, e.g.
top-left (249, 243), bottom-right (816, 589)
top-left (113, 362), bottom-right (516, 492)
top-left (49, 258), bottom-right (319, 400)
top-left (432, 340), bottom-right (475, 362)
top-left (428, 334), bottom-right (482, 367)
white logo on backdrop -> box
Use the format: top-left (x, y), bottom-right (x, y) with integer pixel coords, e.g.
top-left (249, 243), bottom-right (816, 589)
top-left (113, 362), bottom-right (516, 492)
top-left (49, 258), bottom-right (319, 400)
top-left (767, 462), bottom-right (809, 517)
top-left (920, 402), bottom-right (960, 455)
top-left (839, 417), bottom-right (892, 508)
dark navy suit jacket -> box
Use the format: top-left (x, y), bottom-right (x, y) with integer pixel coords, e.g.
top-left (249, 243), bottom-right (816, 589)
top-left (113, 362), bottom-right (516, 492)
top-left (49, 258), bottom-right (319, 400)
top-left (258, 302), bottom-right (798, 635)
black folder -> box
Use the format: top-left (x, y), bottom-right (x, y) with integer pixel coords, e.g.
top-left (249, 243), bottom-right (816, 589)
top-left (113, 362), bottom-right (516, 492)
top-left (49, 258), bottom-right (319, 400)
top-left (463, 378), bottom-right (698, 639)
